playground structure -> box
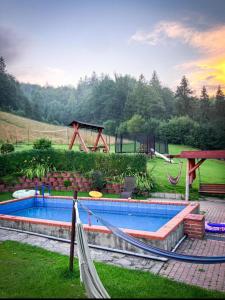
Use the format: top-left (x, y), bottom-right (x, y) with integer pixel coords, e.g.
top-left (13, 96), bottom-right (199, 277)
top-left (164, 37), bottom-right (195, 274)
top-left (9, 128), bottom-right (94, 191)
top-left (115, 133), bottom-right (168, 155)
top-left (68, 120), bottom-right (109, 153)
top-left (168, 150), bottom-right (225, 200)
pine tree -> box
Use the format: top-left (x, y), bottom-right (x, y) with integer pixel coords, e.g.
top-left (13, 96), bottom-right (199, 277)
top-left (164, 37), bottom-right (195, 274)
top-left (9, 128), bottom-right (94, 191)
top-left (215, 85), bottom-right (225, 121)
top-left (0, 56), bottom-right (6, 73)
top-left (175, 76), bottom-right (193, 117)
top-left (150, 70), bottom-right (160, 87)
top-left (199, 86), bottom-right (210, 122)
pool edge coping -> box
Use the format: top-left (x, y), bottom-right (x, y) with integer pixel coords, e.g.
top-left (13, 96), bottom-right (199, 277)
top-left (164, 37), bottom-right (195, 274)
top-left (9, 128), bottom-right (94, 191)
top-left (0, 196), bottom-right (199, 240)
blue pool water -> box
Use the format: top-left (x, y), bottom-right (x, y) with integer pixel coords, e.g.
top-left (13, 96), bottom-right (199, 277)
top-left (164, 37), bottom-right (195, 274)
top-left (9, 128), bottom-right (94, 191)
top-left (0, 197), bottom-right (186, 232)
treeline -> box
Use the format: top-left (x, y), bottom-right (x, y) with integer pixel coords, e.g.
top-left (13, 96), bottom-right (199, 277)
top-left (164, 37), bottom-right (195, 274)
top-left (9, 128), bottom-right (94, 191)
top-left (0, 56), bottom-right (225, 149)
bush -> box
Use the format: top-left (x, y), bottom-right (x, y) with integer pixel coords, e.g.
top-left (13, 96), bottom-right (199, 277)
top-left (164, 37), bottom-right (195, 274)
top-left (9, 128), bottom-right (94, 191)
top-left (0, 143), bottom-right (15, 154)
top-left (33, 138), bottom-right (52, 150)
top-left (158, 116), bottom-right (199, 145)
top-left (0, 149), bottom-right (147, 178)
top-left (22, 156), bottom-right (56, 179)
top-left (64, 180), bottom-right (72, 187)
top-left (89, 170), bottom-right (106, 191)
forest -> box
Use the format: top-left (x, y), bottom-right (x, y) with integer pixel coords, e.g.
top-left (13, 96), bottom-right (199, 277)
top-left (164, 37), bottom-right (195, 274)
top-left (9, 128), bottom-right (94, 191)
top-left (0, 56), bottom-right (225, 150)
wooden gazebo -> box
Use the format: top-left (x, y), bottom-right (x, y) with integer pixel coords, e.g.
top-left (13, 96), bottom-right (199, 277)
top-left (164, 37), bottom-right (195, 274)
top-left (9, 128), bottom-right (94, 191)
top-left (68, 120), bottom-right (109, 153)
top-left (168, 150), bottom-right (225, 200)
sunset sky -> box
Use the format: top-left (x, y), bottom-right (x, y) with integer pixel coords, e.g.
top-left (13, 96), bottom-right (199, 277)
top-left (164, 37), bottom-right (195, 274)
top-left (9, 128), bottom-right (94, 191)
top-left (0, 0), bottom-right (225, 95)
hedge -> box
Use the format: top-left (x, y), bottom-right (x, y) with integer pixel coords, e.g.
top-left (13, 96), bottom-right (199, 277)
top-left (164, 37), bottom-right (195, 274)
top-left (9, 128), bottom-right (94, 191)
top-left (0, 149), bottom-right (147, 177)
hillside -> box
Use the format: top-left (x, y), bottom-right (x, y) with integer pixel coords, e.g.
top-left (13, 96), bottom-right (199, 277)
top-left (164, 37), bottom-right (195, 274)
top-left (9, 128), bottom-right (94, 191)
top-left (0, 111), bottom-right (113, 147)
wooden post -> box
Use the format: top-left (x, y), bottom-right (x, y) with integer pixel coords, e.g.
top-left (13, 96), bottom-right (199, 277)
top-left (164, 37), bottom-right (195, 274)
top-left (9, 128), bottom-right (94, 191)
top-left (185, 159), bottom-right (190, 201)
top-left (27, 129), bottom-right (30, 145)
top-left (69, 191), bottom-right (77, 272)
top-left (66, 127), bottom-right (69, 145)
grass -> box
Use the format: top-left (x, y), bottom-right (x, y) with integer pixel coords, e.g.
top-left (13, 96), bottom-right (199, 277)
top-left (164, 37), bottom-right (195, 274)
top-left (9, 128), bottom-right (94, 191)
top-left (0, 190), bottom-right (147, 203)
top-left (0, 241), bottom-right (225, 299)
top-left (148, 144), bottom-right (225, 200)
top-left (0, 190), bottom-right (122, 203)
top-left (0, 110), bottom-right (114, 147)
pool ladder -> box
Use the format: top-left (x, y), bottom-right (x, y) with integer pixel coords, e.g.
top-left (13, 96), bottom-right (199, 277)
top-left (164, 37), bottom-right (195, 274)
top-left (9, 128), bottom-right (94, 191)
top-left (35, 183), bottom-right (51, 205)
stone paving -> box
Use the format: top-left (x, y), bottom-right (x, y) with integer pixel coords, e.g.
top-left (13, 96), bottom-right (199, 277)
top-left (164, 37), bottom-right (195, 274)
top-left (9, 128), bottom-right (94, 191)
top-left (159, 199), bottom-right (225, 292)
top-left (0, 198), bottom-right (225, 292)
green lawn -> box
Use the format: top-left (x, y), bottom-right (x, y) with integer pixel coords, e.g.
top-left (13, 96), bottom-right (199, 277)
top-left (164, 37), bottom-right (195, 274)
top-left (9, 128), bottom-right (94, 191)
top-left (0, 241), bottom-right (224, 299)
top-left (148, 144), bottom-right (225, 199)
top-left (0, 190), bottom-right (122, 203)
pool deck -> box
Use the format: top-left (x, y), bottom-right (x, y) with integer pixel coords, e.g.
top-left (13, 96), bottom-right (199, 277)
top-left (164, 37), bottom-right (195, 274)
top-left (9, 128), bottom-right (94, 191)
top-left (159, 198), bottom-right (225, 292)
top-left (0, 198), bottom-right (225, 292)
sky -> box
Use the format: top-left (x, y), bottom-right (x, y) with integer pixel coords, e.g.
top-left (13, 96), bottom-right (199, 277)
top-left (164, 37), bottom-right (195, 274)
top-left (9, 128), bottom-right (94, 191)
top-left (0, 0), bottom-right (225, 95)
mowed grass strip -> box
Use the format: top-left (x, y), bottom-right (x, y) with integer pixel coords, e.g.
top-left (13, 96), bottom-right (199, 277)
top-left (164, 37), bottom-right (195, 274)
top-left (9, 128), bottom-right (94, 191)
top-left (0, 191), bottom-right (122, 203)
top-left (0, 241), bottom-right (225, 298)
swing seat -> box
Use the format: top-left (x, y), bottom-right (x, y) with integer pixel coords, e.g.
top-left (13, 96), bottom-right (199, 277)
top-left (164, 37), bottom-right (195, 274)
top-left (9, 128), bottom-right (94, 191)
top-left (199, 184), bottom-right (225, 195)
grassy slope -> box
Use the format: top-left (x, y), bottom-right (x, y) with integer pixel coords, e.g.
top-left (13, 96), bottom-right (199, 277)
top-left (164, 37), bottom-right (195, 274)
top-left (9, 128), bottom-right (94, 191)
top-left (0, 111), bottom-right (114, 147)
top-left (0, 241), bottom-right (224, 299)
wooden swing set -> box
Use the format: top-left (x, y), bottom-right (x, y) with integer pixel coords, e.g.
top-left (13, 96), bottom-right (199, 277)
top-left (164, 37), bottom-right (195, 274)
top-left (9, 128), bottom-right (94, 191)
top-left (68, 120), bottom-right (109, 153)
top-left (168, 150), bottom-right (225, 200)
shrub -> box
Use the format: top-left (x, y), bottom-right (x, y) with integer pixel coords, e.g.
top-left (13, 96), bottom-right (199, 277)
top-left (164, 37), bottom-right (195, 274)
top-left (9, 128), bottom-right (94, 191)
top-left (0, 149), bottom-right (147, 178)
top-left (64, 180), bottom-right (72, 187)
top-left (0, 143), bottom-right (15, 154)
top-left (33, 138), bottom-right (52, 150)
top-left (158, 116), bottom-right (199, 145)
top-left (90, 170), bottom-right (106, 191)
top-left (22, 156), bottom-right (56, 179)
top-left (135, 172), bottom-right (154, 196)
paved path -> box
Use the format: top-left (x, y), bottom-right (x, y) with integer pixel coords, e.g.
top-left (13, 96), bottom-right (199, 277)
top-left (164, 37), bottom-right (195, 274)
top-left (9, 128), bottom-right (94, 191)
top-left (0, 199), bottom-right (225, 292)
top-left (159, 199), bottom-right (225, 292)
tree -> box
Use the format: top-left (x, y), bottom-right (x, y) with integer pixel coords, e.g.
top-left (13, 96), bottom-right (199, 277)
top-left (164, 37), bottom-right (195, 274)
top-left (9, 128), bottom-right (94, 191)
top-left (0, 56), bottom-right (6, 73)
top-left (103, 120), bottom-right (117, 135)
top-left (175, 76), bottom-right (194, 117)
top-left (126, 114), bottom-right (146, 134)
top-left (215, 85), bottom-right (225, 120)
top-left (150, 70), bottom-right (160, 88)
top-left (199, 86), bottom-right (210, 122)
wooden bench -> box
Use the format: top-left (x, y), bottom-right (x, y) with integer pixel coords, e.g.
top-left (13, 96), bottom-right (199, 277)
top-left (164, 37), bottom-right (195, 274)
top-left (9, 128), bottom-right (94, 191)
top-left (199, 184), bottom-right (225, 195)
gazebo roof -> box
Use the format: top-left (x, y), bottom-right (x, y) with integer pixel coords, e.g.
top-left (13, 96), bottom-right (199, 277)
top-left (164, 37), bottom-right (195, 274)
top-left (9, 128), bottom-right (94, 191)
top-left (168, 150), bottom-right (225, 159)
top-left (68, 120), bottom-right (104, 131)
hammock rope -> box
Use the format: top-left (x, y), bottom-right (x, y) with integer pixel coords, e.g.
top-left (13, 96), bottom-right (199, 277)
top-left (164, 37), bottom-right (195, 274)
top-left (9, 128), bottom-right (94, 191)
top-left (78, 201), bottom-right (225, 264)
top-left (166, 160), bottom-right (183, 185)
top-left (75, 202), bottom-right (110, 299)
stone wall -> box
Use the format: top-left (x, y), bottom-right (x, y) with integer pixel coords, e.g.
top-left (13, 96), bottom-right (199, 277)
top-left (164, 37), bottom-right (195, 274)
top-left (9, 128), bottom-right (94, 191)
top-left (0, 172), bottom-right (124, 194)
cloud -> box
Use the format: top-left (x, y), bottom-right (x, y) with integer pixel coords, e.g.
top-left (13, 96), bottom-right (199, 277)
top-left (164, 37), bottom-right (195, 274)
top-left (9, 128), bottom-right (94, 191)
top-left (131, 21), bottom-right (225, 94)
top-left (0, 26), bottom-right (27, 64)
top-left (177, 55), bottom-right (225, 95)
top-left (130, 21), bottom-right (225, 55)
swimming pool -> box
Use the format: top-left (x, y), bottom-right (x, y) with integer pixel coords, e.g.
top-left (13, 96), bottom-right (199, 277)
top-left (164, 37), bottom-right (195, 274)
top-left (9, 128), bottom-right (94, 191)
top-left (0, 196), bottom-right (199, 252)
top-left (0, 197), bottom-right (186, 232)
